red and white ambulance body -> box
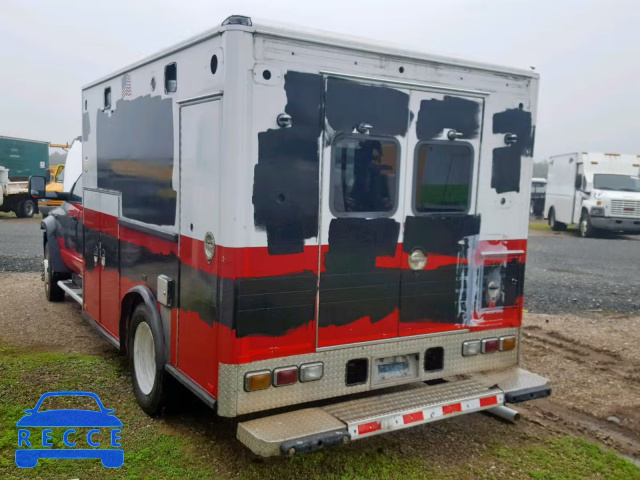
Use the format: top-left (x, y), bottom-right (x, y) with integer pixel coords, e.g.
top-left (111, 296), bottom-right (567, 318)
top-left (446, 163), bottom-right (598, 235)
top-left (39, 15), bottom-right (549, 456)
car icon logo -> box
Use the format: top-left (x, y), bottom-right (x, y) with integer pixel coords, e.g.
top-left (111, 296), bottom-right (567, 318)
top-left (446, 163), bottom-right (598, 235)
top-left (15, 391), bottom-right (123, 468)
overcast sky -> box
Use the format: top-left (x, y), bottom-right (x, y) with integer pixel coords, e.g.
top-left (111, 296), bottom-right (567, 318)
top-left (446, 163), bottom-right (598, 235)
top-left (2, 0), bottom-right (639, 159)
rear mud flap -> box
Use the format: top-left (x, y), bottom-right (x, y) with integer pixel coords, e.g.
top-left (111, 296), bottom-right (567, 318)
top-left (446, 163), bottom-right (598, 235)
top-left (237, 367), bottom-right (550, 457)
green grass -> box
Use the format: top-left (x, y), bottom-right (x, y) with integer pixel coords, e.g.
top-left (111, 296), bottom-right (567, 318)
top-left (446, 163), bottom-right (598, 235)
top-left (528, 222), bottom-right (578, 232)
top-left (0, 342), bottom-right (638, 480)
top-left (529, 222), bottom-right (551, 231)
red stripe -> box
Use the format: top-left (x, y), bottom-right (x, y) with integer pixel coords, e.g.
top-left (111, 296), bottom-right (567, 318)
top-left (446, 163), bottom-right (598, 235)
top-left (403, 411), bottom-right (424, 424)
top-left (358, 422), bottom-right (382, 435)
top-left (442, 403), bottom-right (462, 415)
top-left (480, 396), bottom-right (499, 408)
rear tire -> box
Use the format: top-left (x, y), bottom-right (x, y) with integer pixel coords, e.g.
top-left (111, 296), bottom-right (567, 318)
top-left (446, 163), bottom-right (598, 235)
top-left (129, 303), bottom-right (169, 416)
top-left (549, 208), bottom-right (567, 231)
top-left (44, 242), bottom-right (65, 302)
top-left (20, 199), bottom-right (36, 218)
top-left (579, 211), bottom-right (597, 238)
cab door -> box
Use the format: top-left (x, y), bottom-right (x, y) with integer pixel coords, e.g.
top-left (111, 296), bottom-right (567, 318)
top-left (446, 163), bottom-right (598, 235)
top-left (317, 76), bottom-right (409, 347)
top-left (399, 90), bottom-right (484, 336)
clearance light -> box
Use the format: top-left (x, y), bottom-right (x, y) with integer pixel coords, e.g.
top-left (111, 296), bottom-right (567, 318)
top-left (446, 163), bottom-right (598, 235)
top-left (481, 338), bottom-right (500, 353)
top-left (500, 336), bottom-right (517, 351)
top-left (273, 366), bottom-right (298, 387)
top-left (299, 362), bottom-right (324, 382)
top-left (462, 340), bottom-right (481, 357)
top-left (244, 370), bottom-right (271, 392)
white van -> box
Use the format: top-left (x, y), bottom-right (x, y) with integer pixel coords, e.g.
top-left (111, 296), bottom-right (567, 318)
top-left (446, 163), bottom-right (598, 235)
top-left (544, 153), bottom-right (640, 237)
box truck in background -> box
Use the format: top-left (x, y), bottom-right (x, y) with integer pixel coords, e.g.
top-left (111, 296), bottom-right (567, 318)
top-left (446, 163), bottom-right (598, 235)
top-left (544, 153), bottom-right (640, 237)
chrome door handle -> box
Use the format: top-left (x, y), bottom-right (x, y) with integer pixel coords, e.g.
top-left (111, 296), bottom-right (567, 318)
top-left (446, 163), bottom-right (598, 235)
top-left (93, 246), bottom-right (99, 267)
top-left (100, 248), bottom-right (106, 268)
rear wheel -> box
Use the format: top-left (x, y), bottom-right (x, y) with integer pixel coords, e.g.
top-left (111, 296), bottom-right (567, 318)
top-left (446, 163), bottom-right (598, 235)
top-left (129, 303), bottom-right (169, 416)
top-left (549, 208), bottom-right (567, 231)
top-left (44, 242), bottom-right (65, 302)
top-left (20, 199), bottom-right (36, 218)
top-left (579, 211), bottom-right (597, 238)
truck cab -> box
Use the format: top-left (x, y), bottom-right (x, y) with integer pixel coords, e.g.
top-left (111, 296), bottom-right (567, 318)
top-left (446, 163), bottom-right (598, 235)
top-left (545, 153), bottom-right (640, 237)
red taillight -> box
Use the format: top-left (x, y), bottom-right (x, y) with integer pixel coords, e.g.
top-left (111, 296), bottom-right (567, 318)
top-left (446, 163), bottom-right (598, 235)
top-left (273, 366), bottom-right (298, 387)
top-left (482, 338), bottom-right (499, 353)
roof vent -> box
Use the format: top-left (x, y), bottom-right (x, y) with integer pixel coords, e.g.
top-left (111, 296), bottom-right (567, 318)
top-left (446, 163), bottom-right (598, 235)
top-left (222, 15), bottom-right (252, 27)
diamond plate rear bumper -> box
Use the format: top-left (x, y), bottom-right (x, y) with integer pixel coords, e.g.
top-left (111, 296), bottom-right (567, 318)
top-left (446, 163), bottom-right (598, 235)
top-left (237, 366), bottom-right (550, 457)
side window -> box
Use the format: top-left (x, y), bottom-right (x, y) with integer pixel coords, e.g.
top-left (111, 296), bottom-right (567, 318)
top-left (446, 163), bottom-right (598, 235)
top-left (414, 142), bottom-right (473, 214)
top-left (331, 136), bottom-right (399, 216)
top-left (69, 175), bottom-right (83, 203)
top-left (104, 87), bottom-right (111, 110)
top-left (165, 63), bottom-right (177, 93)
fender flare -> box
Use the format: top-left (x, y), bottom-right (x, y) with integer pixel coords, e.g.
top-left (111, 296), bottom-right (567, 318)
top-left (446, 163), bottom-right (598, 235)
top-left (121, 285), bottom-right (165, 362)
top-left (41, 215), bottom-right (70, 274)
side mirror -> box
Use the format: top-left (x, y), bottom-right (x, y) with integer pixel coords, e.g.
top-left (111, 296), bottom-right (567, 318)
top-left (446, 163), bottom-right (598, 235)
top-left (28, 176), bottom-right (47, 199)
top-left (29, 176), bottom-right (72, 201)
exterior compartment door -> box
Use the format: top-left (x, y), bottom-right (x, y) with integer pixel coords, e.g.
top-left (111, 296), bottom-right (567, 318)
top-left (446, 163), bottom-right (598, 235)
top-left (316, 76), bottom-right (410, 347)
top-left (82, 189), bottom-right (120, 338)
top-left (399, 90), bottom-right (484, 336)
top-left (177, 97), bottom-right (221, 393)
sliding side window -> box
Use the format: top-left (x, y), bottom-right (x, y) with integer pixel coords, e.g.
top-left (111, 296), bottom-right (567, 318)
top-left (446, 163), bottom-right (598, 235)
top-left (331, 136), bottom-right (400, 216)
top-left (414, 142), bottom-right (473, 214)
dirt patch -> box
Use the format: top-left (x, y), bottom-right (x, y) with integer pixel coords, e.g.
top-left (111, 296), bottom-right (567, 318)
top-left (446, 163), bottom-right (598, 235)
top-left (521, 313), bottom-right (640, 458)
top-left (0, 272), bottom-right (113, 355)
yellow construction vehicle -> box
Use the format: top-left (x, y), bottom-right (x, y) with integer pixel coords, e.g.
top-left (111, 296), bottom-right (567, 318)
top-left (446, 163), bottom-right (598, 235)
top-left (39, 143), bottom-right (70, 217)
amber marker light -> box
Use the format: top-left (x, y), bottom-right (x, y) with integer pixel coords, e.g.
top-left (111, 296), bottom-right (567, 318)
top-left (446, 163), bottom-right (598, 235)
top-left (499, 336), bottom-right (517, 351)
top-left (244, 370), bottom-right (271, 392)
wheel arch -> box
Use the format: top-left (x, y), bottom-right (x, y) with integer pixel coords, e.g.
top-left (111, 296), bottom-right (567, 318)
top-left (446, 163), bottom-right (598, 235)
top-left (547, 206), bottom-right (555, 224)
top-left (41, 215), bottom-right (70, 274)
top-left (120, 285), bottom-right (165, 358)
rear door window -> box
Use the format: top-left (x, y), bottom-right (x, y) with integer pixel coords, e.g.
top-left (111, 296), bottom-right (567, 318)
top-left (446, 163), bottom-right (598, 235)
top-left (331, 136), bottom-right (399, 216)
top-left (414, 142), bottom-right (473, 214)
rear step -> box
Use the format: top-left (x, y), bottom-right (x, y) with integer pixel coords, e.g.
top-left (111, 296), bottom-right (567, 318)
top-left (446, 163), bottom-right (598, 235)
top-left (237, 367), bottom-right (549, 457)
top-left (57, 280), bottom-right (83, 305)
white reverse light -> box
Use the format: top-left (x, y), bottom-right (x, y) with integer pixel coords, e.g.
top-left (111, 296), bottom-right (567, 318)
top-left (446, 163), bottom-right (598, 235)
top-left (299, 362), bottom-right (324, 382)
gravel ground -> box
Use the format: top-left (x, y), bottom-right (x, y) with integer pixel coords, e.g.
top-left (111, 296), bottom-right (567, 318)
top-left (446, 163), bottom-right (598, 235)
top-left (524, 233), bottom-right (640, 315)
top-left (0, 214), bottom-right (42, 272)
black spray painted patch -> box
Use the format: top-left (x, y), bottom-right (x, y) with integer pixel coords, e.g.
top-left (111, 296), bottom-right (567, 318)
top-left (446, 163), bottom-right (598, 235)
top-left (96, 95), bottom-right (175, 225)
top-left (403, 215), bottom-right (481, 257)
top-left (491, 108), bottom-right (534, 194)
top-left (325, 78), bottom-right (410, 137)
top-left (253, 72), bottom-right (323, 255)
top-left (319, 217), bottom-right (401, 328)
top-left (416, 96), bottom-right (480, 140)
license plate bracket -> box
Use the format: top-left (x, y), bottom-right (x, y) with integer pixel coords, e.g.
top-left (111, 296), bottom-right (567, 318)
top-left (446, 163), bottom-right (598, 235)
top-left (373, 353), bottom-right (419, 384)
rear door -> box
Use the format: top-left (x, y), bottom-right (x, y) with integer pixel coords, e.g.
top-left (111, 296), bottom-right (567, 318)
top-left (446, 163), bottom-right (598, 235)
top-left (399, 90), bottom-right (484, 336)
top-left (317, 76), bottom-right (409, 347)
top-left (317, 81), bottom-right (485, 347)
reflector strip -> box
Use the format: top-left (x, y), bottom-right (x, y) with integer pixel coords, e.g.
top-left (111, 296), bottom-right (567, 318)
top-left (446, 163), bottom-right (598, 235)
top-left (349, 393), bottom-right (505, 439)
top-left (442, 403), bottom-right (462, 415)
top-left (480, 395), bottom-right (499, 407)
top-left (403, 411), bottom-right (424, 424)
top-left (358, 421), bottom-right (382, 435)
